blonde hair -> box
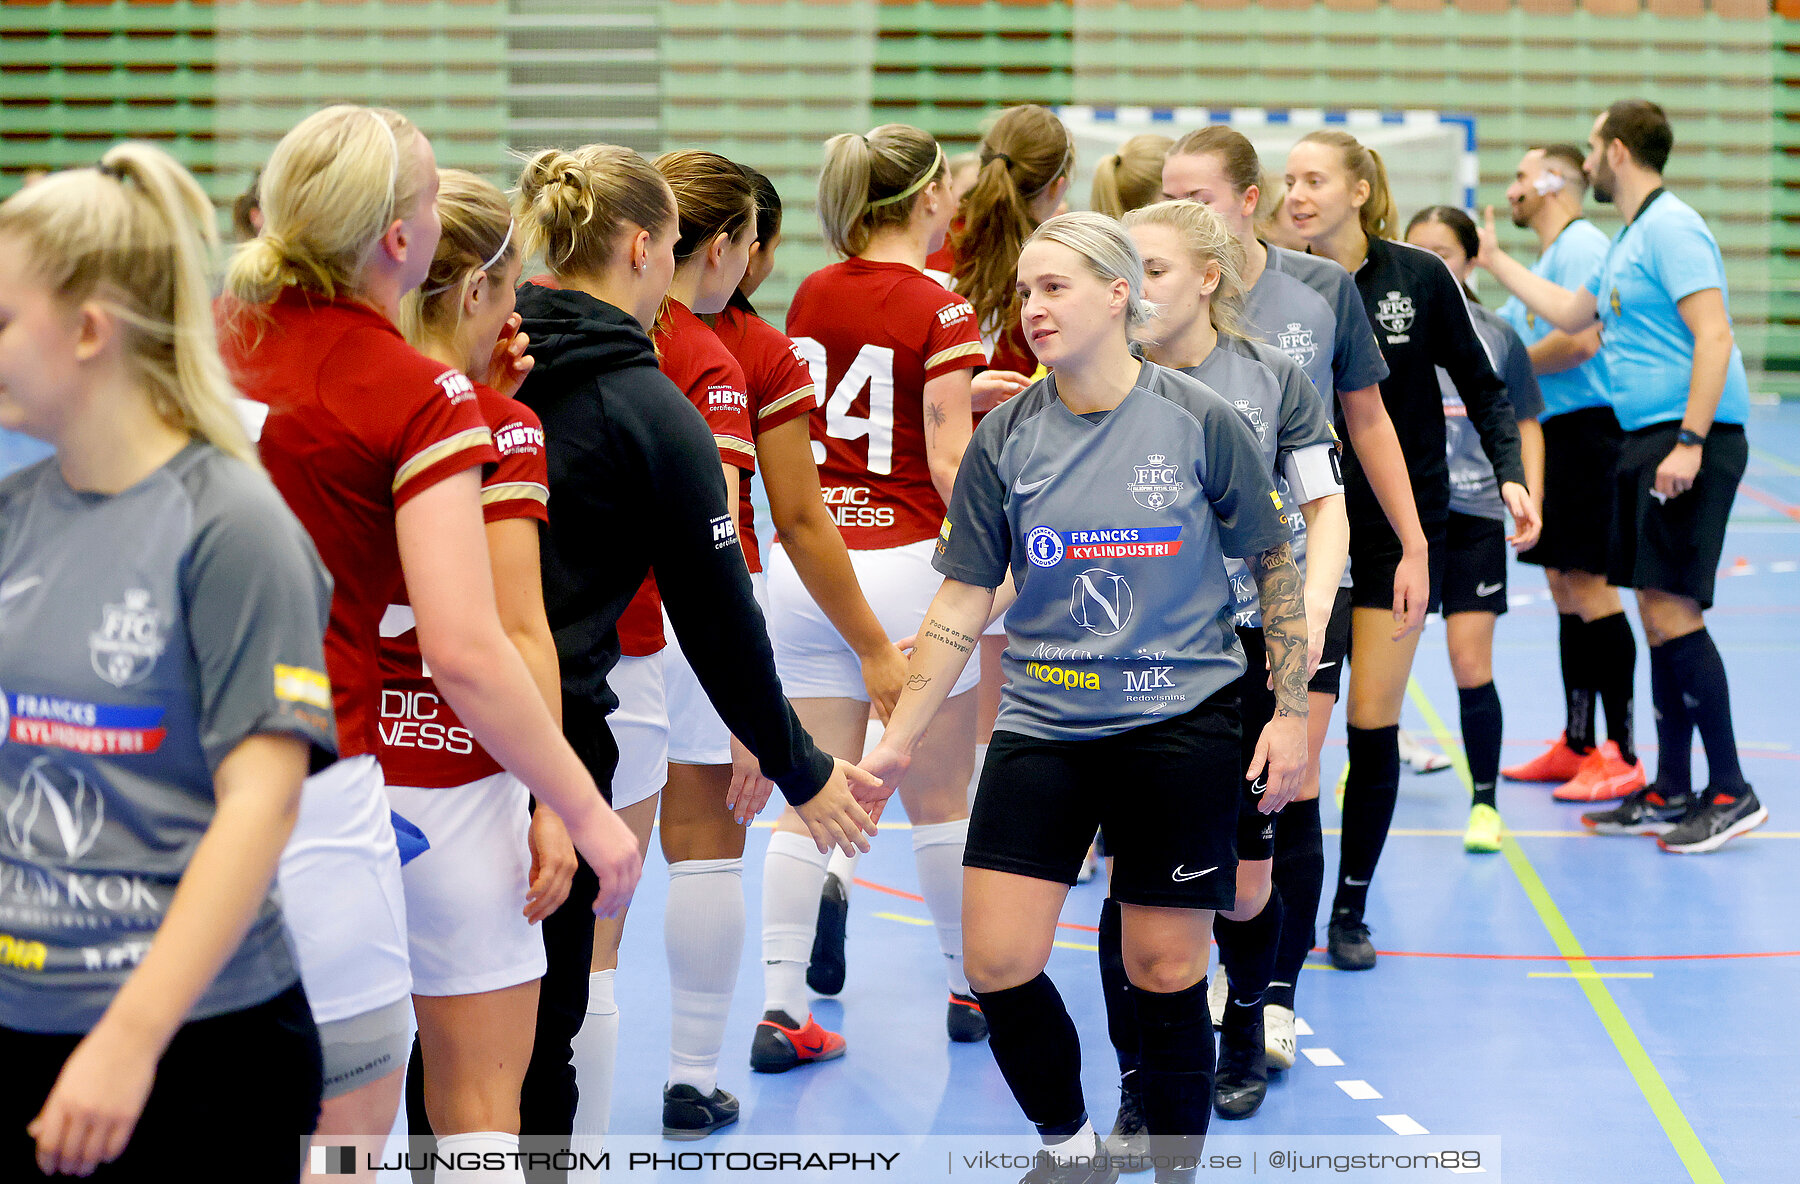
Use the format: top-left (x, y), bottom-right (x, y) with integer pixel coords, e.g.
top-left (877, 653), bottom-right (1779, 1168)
top-left (1024, 211), bottom-right (1155, 331)
top-left (225, 105), bottom-right (429, 304)
top-left (817, 124), bottom-right (945, 258)
top-left (954, 105), bottom-right (1074, 339)
top-left (1297, 129), bottom-right (1397, 242)
top-left (514, 144), bottom-right (674, 280)
top-left (1091, 133), bottom-right (1173, 219)
top-left (0, 145), bottom-right (258, 467)
top-left (1122, 200), bottom-right (1250, 341)
top-left (398, 169), bottom-right (516, 346)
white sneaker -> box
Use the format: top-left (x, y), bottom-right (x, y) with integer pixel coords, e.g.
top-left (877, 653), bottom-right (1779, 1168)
top-left (1207, 972), bottom-right (1228, 1029)
top-left (1397, 728), bottom-right (1452, 774)
top-left (1263, 1003), bottom-right (1297, 1070)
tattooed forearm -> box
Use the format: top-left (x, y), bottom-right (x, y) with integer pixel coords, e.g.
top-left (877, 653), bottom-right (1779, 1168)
top-left (1254, 542), bottom-right (1309, 717)
top-left (924, 400), bottom-right (948, 431)
top-left (920, 617), bottom-right (976, 655)
top-left (907, 674), bottom-right (931, 691)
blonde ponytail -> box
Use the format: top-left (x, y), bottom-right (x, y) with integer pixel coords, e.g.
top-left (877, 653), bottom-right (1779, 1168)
top-left (1090, 134), bottom-right (1172, 219)
top-left (0, 144), bottom-right (259, 467)
top-left (514, 144), bottom-right (673, 281)
top-left (817, 125), bottom-right (944, 259)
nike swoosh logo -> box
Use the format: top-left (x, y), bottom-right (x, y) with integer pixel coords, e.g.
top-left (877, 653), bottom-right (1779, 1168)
top-left (1249, 775), bottom-right (1269, 797)
top-left (1217, 1088), bottom-right (1258, 1104)
top-left (0, 575), bottom-right (41, 602)
top-left (1314, 660), bottom-right (1338, 671)
top-left (1344, 877), bottom-right (1370, 886)
top-left (1475, 581), bottom-right (1503, 597)
top-left (1013, 474), bottom-right (1056, 494)
top-left (1171, 865), bottom-right (1217, 882)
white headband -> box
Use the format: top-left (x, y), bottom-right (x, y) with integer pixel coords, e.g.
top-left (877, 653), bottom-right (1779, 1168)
top-left (370, 110), bottom-right (400, 218)
top-left (422, 219), bottom-right (515, 298)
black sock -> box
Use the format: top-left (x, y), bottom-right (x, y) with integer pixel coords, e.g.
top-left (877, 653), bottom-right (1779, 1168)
top-left (1587, 611), bottom-right (1638, 764)
top-left (1334, 724), bottom-right (1400, 919)
top-left (1457, 682), bottom-right (1503, 811)
top-left (971, 973), bottom-right (1088, 1141)
top-left (1132, 975), bottom-right (1214, 1180)
top-left (1648, 642), bottom-right (1695, 795)
top-left (1559, 613), bottom-right (1596, 752)
top-left (1097, 896), bottom-right (1141, 1080)
top-left (1266, 797), bottom-right (1322, 1011)
top-left (1214, 888), bottom-right (1283, 1006)
top-left (404, 1033), bottom-right (436, 1184)
top-left (1661, 629), bottom-right (1746, 797)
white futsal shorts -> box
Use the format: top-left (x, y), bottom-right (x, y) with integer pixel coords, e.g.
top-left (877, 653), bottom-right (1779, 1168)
top-left (663, 572), bottom-right (769, 765)
top-left (386, 772), bottom-right (547, 997)
top-left (610, 652), bottom-right (668, 811)
top-left (277, 754), bottom-right (411, 1025)
top-left (766, 538), bottom-right (980, 701)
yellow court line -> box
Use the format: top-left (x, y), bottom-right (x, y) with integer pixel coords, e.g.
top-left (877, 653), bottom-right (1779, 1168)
top-left (1751, 445), bottom-right (1800, 479)
top-left (1529, 972), bottom-right (1655, 980)
top-left (1407, 678), bottom-right (1724, 1184)
top-left (1328, 827), bottom-right (1800, 840)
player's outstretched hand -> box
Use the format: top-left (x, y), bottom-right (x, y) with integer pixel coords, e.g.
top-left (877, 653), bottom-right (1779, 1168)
top-left (1501, 481), bottom-right (1543, 552)
top-left (860, 642), bottom-right (910, 724)
top-left (1474, 207), bottom-right (1505, 272)
top-left (1245, 713), bottom-right (1308, 813)
top-left (569, 805), bottom-right (644, 919)
top-left (524, 807), bottom-right (578, 922)
top-left (487, 313), bottom-right (535, 399)
top-left (725, 736), bottom-right (776, 825)
top-left (29, 1021), bottom-right (157, 1178)
top-left (971, 369), bottom-right (1033, 413)
top-left (794, 759), bottom-right (883, 856)
top-left (1391, 546), bottom-right (1430, 640)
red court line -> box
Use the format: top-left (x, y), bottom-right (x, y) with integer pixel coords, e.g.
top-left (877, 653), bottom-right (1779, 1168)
top-left (1739, 482), bottom-right (1800, 523)
top-left (857, 877), bottom-right (1795, 956)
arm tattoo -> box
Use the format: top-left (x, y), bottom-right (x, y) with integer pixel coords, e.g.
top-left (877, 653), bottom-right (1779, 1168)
top-left (1253, 542), bottom-right (1309, 718)
top-left (923, 400), bottom-right (948, 431)
top-left (920, 616), bottom-right (976, 656)
top-left (907, 674), bottom-right (932, 691)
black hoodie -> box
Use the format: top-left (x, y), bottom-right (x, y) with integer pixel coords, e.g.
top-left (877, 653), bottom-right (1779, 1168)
top-left (514, 283), bottom-right (834, 806)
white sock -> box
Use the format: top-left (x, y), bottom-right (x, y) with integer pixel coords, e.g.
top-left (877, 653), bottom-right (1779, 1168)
top-left (824, 846), bottom-right (859, 902)
top-left (761, 829), bottom-right (829, 1020)
top-left (435, 1131), bottom-right (524, 1183)
top-left (911, 818), bottom-right (970, 995)
top-left (665, 857), bottom-right (744, 1094)
top-left (572, 969), bottom-right (617, 1140)
top-left (968, 742), bottom-right (989, 809)
top-left (1047, 1121), bottom-right (1098, 1165)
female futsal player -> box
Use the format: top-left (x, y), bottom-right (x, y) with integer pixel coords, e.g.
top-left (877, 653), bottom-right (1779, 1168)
top-left (1154, 126), bottom-right (1421, 1075)
top-left (221, 106), bottom-right (643, 1175)
top-left (757, 123), bottom-right (989, 1061)
top-left (1091, 134), bottom-right (1174, 219)
top-left (511, 143), bottom-right (881, 1154)
top-left (1123, 199), bottom-right (1347, 1122)
top-left (863, 210), bottom-right (1308, 1184)
top-left (1283, 129), bottom-right (1536, 969)
top-left (0, 144), bottom-right (331, 1182)
top-left (1404, 205), bottom-right (1546, 852)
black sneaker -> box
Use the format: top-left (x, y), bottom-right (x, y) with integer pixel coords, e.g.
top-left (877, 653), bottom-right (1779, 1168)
top-left (1019, 1147), bottom-right (1120, 1184)
top-left (1213, 1003), bottom-right (1268, 1120)
top-left (661, 1082), bottom-right (739, 1140)
top-left (1327, 913), bottom-right (1376, 971)
top-left (806, 872), bottom-right (849, 996)
top-left (1658, 787), bottom-right (1766, 853)
top-left (1101, 1075), bottom-right (1150, 1171)
top-left (947, 992), bottom-right (989, 1042)
top-left (1581, 783), bottom-right (1694, 835)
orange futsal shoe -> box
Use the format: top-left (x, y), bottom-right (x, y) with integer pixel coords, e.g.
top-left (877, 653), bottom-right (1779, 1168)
top-left (1552, 741), bottom-right (1648, 803)
top-left (1502, 734), bottom-right (1590, 783)
top-left (750, 1010), bottom-right (847, 1073)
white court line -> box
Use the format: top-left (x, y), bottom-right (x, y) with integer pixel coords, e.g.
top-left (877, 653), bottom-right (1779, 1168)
top-left (1301, 1047), bottom-right (1343, 1067)
top-left (1293, 1016), bottom-right (1314, 1036)
top-left (1378, 1114), bottom-right (1430, 1135)
top-left (1336, 1079), bottom-right (1382, 1100)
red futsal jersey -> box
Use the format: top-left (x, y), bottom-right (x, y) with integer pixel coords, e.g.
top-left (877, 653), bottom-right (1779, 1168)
top-left (377, 385), bottom-right (548, 788)
top-left (219, 290), bottom-right (499, 759)
top-left (785, 258), bottom-right (985, 550)
top-left (712, 304), bottom-right (818, 573)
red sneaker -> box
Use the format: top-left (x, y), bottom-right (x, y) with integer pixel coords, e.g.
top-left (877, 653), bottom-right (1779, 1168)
top-left (750, 1010), bottom-right (846, 1073)
top-left (1552, 741), bottom-right (1648, 803)
top-left (1502, 734), bottom-right (1591, 783)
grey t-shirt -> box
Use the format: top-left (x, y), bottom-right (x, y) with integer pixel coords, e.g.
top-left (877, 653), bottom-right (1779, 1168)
top-left (1443, 301), bottom-right (1544, 521)
top-left (1245, 244), bottom-right (1390, 402)
top-left (1182, 337), bottom-right (1342, 628)
top-left (934, 361), bottom-right (1291, 740)
top-left (0, 442), bottom-right (336, 1033)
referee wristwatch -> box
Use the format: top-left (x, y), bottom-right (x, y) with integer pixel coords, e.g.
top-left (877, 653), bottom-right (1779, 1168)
top-left (1676, 428), bottom-right (1706, 447)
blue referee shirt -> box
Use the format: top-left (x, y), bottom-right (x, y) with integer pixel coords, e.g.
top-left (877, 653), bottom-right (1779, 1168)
top-left (1498, 218), bottom-right (1611, 419)
top-left (1583, 191), bottom-right (1750, 432)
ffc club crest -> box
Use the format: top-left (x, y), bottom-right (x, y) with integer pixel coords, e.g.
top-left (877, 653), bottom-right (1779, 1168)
top-left (1277, 322), bottom-right (1318, 371)
top-left (1377, 291), bottom-right (1416, 336)
top-left (90, 589), bottom-right (166, 689)
top-left (1233, 400), bottom-right (1268, 443)
top-left (1127, 454), bottom-right (1182, 511)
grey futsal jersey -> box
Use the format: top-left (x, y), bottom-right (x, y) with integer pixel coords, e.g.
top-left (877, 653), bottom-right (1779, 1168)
top-left (1183, 337), bottom-right (1342, 628)
top-left (1245, 245), bottom-right (1390, 402)
top-left (1443, 302), bottom-right (1544, 521)
top-left (935, 361), bottom-right (1290, 740)
top-left (0, 443), bottom-right (336, 1033)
